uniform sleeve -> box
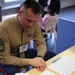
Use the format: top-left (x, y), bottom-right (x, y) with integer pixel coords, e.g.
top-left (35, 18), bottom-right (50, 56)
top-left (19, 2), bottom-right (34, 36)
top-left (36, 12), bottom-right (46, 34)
top-left (0, 25), bottom-right (30, 67)
top-left (33, 23), bottom-right (47, 57)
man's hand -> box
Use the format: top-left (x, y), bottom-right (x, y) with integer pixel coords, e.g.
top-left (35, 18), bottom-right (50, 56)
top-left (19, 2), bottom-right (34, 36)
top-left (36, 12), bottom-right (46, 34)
top-left (29, 57), bottom-right (46, 71)
top-left (37, 66), bottom-right (46, 72)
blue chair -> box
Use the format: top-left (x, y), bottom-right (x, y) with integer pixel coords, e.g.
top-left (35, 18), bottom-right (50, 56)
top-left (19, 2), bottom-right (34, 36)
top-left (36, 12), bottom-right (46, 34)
top-left (0, 64), bottom-right (20, 75)
top-left (0, 64), bottom-right (7, 75)
top-left (0, 72), bottom-right (3, 75)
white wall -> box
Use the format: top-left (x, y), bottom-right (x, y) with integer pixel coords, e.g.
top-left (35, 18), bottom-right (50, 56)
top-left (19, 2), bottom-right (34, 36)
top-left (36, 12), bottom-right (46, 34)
top-left (61, 0), bottom-right (75, 8)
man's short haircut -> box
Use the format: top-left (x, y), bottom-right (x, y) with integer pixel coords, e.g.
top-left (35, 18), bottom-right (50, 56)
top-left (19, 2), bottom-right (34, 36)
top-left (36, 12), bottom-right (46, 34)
top-left (20, 0), bottom-right (41, 14)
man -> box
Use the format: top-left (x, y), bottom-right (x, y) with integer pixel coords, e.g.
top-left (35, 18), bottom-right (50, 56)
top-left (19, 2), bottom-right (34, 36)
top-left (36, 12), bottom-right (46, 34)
top-left (0, 0), bottom-right (56, 75)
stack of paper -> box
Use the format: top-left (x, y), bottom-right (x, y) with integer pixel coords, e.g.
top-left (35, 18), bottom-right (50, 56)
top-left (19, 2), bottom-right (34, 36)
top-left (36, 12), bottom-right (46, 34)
top-left (48, 57), bottom-right (75, 75)
top-left (14, 73), bottom-right (29, 75)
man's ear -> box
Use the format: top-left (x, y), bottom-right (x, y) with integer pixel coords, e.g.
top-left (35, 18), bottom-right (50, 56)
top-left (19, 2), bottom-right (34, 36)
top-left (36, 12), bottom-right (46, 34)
top-left (18, 10), bottom-right (22, 16)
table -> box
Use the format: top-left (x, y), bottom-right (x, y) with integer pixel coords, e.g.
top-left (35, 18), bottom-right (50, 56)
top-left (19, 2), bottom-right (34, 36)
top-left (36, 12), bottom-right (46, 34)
top-left (27, 45), bottom-right (75, 75)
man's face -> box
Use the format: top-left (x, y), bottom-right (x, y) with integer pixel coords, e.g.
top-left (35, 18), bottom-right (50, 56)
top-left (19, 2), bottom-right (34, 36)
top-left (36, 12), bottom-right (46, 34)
top-left (18, 8), bottom-right (39, 30)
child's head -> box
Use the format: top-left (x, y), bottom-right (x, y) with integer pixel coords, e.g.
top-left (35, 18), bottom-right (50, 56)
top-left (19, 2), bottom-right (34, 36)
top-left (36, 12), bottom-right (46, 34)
top-left (47, 0), bottom-right (61, 15)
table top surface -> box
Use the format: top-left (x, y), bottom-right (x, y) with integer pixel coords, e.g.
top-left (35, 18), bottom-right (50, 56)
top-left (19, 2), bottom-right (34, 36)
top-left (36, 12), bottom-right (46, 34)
top-left (27, 45), bottom-right (75, 75)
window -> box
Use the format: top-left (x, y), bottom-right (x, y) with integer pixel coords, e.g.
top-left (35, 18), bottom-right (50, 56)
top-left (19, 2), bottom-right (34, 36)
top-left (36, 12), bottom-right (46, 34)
top-left (0, 0), bottom-right (38, 15)
top-left (2, 0), bottom-right (38, 8)
top-left (4, 0), bottom-right (17, 2)
top-left (0, 0), bottom-right (24, 15)
top-left (1, 0), bottom-right (24, 8)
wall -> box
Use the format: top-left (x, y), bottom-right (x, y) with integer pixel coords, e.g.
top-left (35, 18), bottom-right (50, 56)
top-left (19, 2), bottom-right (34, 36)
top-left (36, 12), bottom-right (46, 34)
top-left (0, 5), bottom-right (2, 22)
top-left (56, 18), bottom-right (75, 54)
top-left (61, 0), bottom-right (75, 8)
top-left (1, 0), bottom-right (75, 16)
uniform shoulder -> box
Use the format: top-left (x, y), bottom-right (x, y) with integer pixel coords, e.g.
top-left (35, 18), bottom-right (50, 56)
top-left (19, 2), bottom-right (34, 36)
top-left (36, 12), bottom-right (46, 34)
top-left (33, 21), bottom-right (40, 28)
top-left (0, 16), bottom-right (16, 28)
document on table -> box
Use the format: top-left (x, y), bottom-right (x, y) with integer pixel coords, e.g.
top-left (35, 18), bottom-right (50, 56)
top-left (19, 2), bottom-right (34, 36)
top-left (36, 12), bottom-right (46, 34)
top-left (40, 70), bottom-right (56, 75)
top-left (14, 73), bottom-right (29, 75)
top-left (48, 57), bottom-right (75, 75)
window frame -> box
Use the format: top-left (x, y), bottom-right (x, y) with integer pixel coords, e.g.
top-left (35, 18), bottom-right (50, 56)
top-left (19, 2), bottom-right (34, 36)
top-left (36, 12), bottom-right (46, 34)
top-left (1, 0), bottom-right (24, 8)
top-left (0, 0), bottom-right (38, 16)
top-left (4, 0), bottom-right (19, 2)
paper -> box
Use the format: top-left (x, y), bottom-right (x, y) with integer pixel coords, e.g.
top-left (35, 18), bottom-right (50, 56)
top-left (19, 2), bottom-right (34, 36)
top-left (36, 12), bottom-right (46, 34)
top-left (48, 57), bottom-right (75, 75)
top-left (14, 73), bottom-right (29, 75)
top-left (40, 70), bottom-right (56, 75)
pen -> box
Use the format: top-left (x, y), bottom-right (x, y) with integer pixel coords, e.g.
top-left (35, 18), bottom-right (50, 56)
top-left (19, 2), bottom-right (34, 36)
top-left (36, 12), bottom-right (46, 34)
top-left (52, 57), bottom-right (61, 63)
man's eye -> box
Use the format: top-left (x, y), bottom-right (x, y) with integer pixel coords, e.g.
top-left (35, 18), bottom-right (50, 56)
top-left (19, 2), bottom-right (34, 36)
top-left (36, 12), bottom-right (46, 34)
top-left (26, 18), bottom-right (32, 22)
top-left (25, 18), bottom-right (36, 23)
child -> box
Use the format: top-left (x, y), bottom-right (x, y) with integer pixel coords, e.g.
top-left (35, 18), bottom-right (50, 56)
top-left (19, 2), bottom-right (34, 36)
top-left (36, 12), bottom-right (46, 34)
top-left (43, 0), bottom-right (60, 31)
top-left (42, 0), bottom-right (61, 52)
